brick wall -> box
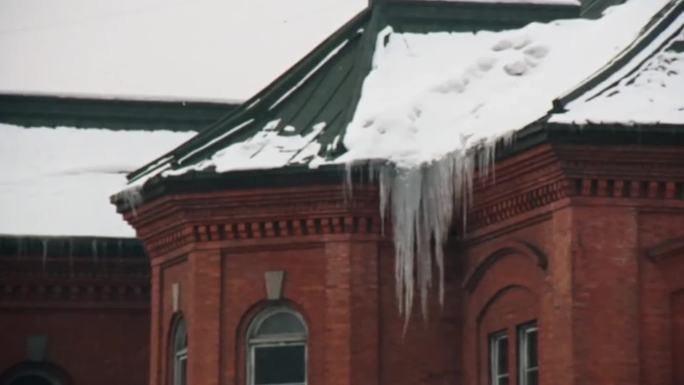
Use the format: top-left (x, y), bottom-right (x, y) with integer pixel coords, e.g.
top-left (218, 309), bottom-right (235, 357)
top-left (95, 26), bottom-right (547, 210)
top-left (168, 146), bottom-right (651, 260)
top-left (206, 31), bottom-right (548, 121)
top-left (0, 246), bottom-right (150, 385)
top-left (0, 307), bottom-right (149, 385)
top-left (124, 143), bottom-right (684, 385)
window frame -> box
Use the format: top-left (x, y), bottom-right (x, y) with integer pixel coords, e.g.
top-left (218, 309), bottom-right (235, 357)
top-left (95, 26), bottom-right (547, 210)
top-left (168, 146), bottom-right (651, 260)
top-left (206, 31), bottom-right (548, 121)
top-left (518, 322), bottom-right (538, 385)
top-left (247, 307), bottom-right (308, 385)
top-left (171, 316), bottom-right (188, 385)
top-left (489, 330), bottom-right (509, 385)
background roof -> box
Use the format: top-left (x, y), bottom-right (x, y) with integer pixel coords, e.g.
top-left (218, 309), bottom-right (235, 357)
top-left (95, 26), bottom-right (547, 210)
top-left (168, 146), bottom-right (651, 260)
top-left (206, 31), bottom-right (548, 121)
top-left (0, 124), bottom-right (193, 237)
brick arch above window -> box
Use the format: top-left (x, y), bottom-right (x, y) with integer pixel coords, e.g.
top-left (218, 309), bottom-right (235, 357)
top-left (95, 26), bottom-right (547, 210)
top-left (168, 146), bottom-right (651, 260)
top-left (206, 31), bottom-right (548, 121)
top-left (463, 240), bottom-right (548, 293)
top-left (464, 250), bottom-right (544, 332)
top-left (476, 284), bottom-right (539, 324)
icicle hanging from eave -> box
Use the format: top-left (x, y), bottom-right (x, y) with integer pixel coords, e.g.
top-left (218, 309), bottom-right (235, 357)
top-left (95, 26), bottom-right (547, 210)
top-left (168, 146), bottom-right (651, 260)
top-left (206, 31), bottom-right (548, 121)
top-left (348, 140), bottom-right (500, 324)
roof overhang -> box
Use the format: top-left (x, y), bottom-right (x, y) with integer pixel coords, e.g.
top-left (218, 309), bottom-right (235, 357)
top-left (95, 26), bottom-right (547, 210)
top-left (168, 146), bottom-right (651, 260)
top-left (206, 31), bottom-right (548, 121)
top-left (112, 123), bottom-right (684, 213)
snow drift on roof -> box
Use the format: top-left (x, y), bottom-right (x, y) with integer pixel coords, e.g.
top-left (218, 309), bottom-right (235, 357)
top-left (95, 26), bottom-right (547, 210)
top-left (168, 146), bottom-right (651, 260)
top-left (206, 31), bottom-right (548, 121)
top-left (0, 124), bottom-right (194, 237)
top-left (0, 0), bottom-right (366, 101)
top-left (154, 0), bottom-right (676, 177)
top-left (551, 5), bottom-right (684, 124)
top-left (341, 0), bottom-right (679, 167)
top-left (122, 0), bottom-right (682, 319)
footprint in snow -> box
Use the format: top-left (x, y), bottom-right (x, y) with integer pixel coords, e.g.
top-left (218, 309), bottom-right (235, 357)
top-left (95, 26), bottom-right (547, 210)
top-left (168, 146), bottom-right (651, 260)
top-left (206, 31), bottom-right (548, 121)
top-left (504, 61), bottom-right (528, 76)
top-left (524, 45), bottom-right (550, 59)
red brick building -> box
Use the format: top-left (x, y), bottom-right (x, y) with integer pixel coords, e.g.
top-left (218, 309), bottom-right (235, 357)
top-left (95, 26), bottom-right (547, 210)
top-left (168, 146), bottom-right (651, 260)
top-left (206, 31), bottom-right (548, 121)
top-left (0, 237), bottom-right (150, 385)
top-left (2, 0), bottom-right (682, 385)
top-left (0, 96), bottom-right (234, 385)
top-left (110, 1), bottom-right (684, 385)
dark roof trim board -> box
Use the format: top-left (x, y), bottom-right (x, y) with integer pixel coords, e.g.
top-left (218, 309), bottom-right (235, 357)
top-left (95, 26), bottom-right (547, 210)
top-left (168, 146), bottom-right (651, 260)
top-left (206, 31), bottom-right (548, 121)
top-left (379, 0), bottom-right (579, 32)
top-left (0, 235), bottom-right (147, 260)
top-left (0, 93), bottom-right (239, 132)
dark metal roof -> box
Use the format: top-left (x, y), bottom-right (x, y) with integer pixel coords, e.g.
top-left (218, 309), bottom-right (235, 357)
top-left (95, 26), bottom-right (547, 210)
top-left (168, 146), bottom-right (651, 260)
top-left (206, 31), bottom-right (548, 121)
top-left (0, 93), bottom-right (239, 132)
top-left (126, 1), bottom-right (580, 184)
top-left (108, 0), bottom-right (684, 214)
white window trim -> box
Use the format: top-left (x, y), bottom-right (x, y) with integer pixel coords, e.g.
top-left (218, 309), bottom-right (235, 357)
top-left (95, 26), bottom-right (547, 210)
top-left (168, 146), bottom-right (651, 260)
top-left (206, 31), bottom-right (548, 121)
top-left (247, 307), bottom-right (308, 385)
top-left (490, 331), bottom-right (509, 385)
top-left (518, 323), bottom-right (538, 385)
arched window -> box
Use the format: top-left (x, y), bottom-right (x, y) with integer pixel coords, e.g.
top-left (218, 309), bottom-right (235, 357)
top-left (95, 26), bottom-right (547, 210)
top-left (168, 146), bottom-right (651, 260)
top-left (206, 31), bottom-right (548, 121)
top-left (171, 316), bottom-right (187, 385)
top-left (248, 307), bottom-right (307, 385)
top-left (7, 374), bottom-right (55, 385)
top-left (0, 362), bottom-right (70, 385)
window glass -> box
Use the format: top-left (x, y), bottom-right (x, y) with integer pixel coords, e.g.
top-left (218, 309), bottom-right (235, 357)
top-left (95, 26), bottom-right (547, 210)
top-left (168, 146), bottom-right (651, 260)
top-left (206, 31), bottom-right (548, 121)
top-left (527, 328), bottom-right (538, 367)
top-left (175, 318), bottom-right (187, 351)
top-left (519, 323), bottom-right (538, 385)
top-left (254, 345), bottom-right (305, 384)
top-left (173, 316), bottom-right (188, 385)
top-left (249, 308), bottom-right (307, 385)
top-left (496, 336), bottom-right (508, 375)
top-left (490, 332), bottom-right (509, 385)
top-left (256, 312), bottom-right (306, 337)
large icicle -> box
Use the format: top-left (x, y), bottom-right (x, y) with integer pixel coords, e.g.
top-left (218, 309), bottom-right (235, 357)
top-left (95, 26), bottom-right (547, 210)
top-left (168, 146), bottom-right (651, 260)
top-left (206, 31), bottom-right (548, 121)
top-left (338, 1), bottom-right (679, 321)
top-left (358, 141), bottom-right (497, 322)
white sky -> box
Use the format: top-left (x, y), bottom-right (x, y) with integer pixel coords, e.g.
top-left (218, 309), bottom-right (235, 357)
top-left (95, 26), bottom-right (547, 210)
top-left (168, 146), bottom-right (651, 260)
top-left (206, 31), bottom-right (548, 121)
top-left (0, 0), bottom-right (366, 102)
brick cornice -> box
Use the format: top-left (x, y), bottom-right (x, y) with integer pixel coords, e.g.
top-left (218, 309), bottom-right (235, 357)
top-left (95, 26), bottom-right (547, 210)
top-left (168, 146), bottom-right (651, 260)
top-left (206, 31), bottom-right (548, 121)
top-left (466, 143), bottom-right (684, 235)
top-left (125, 184), bottom-right (384, 261)
top-left (0, 277), bottom-right (149, 307)
top-left (125, 143), bottom-right (684, 252)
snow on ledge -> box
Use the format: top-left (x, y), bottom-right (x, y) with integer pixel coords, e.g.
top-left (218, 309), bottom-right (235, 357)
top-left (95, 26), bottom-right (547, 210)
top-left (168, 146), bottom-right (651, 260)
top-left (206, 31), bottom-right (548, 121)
top-left (341, 0), bottom-right (678, 168)
top-left (0, 124), bottom-right (195, 237)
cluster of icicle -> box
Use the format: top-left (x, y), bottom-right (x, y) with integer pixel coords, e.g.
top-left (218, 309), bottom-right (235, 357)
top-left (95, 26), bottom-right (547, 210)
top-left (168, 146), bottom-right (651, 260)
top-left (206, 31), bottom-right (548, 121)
top-left (347, 140), bottom-right (501, 324)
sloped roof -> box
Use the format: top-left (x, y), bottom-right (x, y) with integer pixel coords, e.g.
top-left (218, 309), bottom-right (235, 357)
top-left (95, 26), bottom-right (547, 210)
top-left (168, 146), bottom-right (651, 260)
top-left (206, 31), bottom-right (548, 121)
top-left (128, 0), bottom-right (580, 184)
top-left (126, 0), bottom-right (683, 188)
top-left (550, 0), bottom-right (684, 124)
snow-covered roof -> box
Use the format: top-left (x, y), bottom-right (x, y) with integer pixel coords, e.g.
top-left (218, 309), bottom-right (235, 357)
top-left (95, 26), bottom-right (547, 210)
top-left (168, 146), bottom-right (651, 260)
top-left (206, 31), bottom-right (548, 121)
top-left (127, 0), bottom-right (680, 184)
top-left (0, 0), bottom-right (366, 102)
top-left (114, 0), bottom-right (684, 317)
top-left (551, 0), bottom-right (684, 124)
top-left (0, 124), bottom-right (194, 237)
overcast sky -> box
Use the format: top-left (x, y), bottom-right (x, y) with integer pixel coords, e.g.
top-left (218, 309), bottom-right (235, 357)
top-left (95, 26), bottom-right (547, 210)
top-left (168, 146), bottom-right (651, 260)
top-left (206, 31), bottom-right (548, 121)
top-left (0, 0), bottom-right (366, 101)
